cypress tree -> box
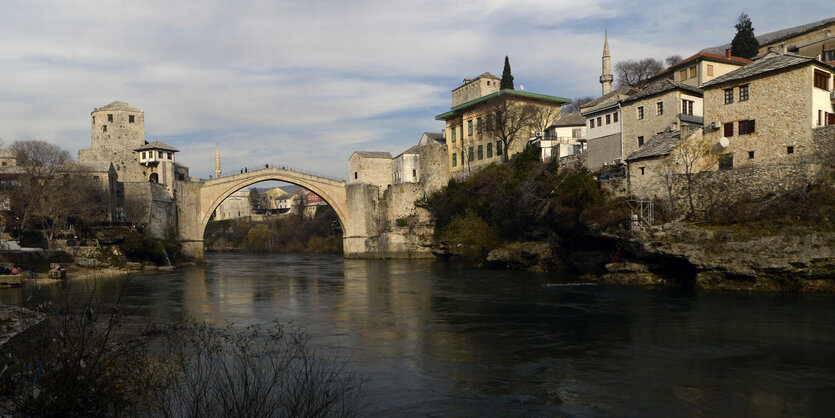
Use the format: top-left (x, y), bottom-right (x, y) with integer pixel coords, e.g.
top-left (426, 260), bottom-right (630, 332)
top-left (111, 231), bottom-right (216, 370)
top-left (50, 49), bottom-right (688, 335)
top-left (500, 56), bottom-right (514, 90)
top-left (731, 13), bottom-right (759, 59)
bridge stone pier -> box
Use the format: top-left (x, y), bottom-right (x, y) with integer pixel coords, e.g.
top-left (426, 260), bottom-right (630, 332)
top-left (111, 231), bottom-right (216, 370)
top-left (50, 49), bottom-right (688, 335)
top-left (176, 168), bottom-right (356, 260)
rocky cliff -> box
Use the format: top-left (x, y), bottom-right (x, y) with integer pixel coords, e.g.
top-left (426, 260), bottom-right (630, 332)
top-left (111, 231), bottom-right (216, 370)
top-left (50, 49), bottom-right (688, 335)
top-left (599, 222), bottom-right (835, 291)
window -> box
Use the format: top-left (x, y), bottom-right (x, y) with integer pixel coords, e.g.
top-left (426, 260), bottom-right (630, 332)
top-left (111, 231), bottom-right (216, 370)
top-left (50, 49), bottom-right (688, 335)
top-left (572, 128), bottom-right (582, 138)
top-left (613, 112), bottom-right (618, 123)
top-left (739, 85), bottom-right (749, 101)
top-left (478, 145), bottom-right (483, 160)
top-left (487, 115), bottom-right (494, 131)
top-left (707, 64), bottom-right (714, 76)
top-left (142, 151), bottom-right (146, 159)
top-left (102, 125), bottom-right (107, 132)
top-left (724, 122), bottom-right (734, 137)
top-left (637, 106), bottom-right (644, 120)
top-left (487, 143), bottom-right (493, 158)
top-left (606, 114), bottom-right (611, 124)
top-left (689, 67), bottom-right (696, 78)
top-left (452, 153), bottom-right (457, 167)
top-left (748, 151), bottom-right (755, 159)
top-left (107, 114), bottom-right (113, 122)
top-left (167, 152), bottom-right (172, 159)
top-left (640, 167), bottom-right (645, 175)
top-left (656, 101), bottom-right (663, 116)
top-left (468, 147), bottom-right (474, 161)
top-left (824, 46), bottom-right (835, 63)
top-left (682, 99), bottom-right (694, 115)
top-left (597, 116), bottom-right (602, 126)
top-left (638, 136), bottom-right (644, 147)
top-left (477, 117), bottom-right (483, 133)
top-left (679, 69), bottom-right (687, 81)
top-left (590, 119), bottom-right (595, 128)
top-left (738, 119), bottom-right (756, 135)
top-left (354, 172), bottom-right (358, 179)
top-left (129, 115), bottom-right (135, 123)
top-left (468, 120), bottom-right (473, 135)
top-left (814, 69), bottom-right (830, 90)
top-left (412, 169), bottom-right (416, 178)
top-left (719, 154), bottom-right (734, 170)
top-left (451, 128), bottom-right (456, 142)
top-left (787, 146), bottom-right (794, 154)
top-left (496, 141), bottom-right (503, 156)
top-left (724, 88), bottom-right (734, 104)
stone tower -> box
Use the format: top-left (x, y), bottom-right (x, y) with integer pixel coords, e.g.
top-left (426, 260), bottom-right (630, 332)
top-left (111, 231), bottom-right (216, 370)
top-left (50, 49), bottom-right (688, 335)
top-left (84, 101), bottom-right (147, 182)
top-left (214, 144), bottom-right (222, 179)
top-left (600, 31), bottom-right (614, 95)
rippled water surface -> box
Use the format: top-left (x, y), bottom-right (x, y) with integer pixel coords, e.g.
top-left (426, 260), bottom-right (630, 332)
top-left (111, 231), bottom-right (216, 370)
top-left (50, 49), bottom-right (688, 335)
top-left (3, 252), bottom-right (835, 416)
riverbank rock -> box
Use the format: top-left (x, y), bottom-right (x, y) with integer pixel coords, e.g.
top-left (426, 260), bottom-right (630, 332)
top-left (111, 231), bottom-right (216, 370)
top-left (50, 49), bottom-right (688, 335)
top-left (622, 222), bottom-right (835, 292)
top-left (486, 242), bottom-right (555, 272)
top-left (598, 260), bottom-right (667, 286)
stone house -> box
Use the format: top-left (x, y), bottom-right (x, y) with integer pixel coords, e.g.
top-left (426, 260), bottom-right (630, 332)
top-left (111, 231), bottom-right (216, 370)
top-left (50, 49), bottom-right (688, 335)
top-left (392, 145), bottom-right (420, 184)
top-left (436, 73), bottom-right (569, 178)
top-left (701, 51), bottom-right (835, 170)
top-left (703, 17), bottom-right (835, 65)
top-left (348, 151), bottom-right (393, 189)
top-left (536, 112), bottom-right (586, 162)
top-left (621, 79), bottom-right (704, 163)
top-left (213, 188), bottom-right (251, 220)
top-left (648, 51), bottom-right (751, 87)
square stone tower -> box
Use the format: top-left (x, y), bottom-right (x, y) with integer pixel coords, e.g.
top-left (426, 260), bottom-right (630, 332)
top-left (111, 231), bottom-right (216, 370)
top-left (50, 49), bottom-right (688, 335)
top-left (78, 101), bottom-right (147, 182)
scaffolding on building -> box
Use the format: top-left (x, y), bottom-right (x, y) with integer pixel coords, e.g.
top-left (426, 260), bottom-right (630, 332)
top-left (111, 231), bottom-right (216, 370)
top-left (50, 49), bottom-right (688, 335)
top-left (621, 200), bottom-right (654, 232)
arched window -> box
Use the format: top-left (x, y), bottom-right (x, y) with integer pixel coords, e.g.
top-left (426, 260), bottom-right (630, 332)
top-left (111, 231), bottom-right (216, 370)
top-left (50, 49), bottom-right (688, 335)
top-left (149, 173), bottom-right (159, 183)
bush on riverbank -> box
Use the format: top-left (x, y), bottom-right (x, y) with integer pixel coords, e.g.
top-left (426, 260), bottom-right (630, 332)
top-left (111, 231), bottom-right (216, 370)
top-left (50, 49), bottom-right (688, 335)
top-left (427, 145), bottom-right (625, 266)
top-left (204, 206), bottom-right (343, 254)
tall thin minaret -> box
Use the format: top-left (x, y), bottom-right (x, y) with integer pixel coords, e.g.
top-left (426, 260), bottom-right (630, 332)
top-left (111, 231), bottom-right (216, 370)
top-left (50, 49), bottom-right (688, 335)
top-left (214, 144), bottom-right (222, 179)
top-left (600, 31), bottom-right (614, 95)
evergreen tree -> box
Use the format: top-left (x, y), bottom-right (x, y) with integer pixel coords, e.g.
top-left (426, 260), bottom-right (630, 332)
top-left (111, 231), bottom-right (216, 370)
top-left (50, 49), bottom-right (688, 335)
top-left (500, 56), bottom-right (514, 90)
top-left (731, 13), bottom-right (759, 59)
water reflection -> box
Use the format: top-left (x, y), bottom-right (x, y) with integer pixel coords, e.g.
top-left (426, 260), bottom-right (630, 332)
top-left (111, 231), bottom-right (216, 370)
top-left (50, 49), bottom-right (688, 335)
top-left (1, 253), bottom-right (834, 416)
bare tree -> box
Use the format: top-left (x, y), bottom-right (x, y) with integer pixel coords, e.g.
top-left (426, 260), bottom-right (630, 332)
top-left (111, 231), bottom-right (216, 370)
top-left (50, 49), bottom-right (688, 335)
top-left (655, 155), bottom-right (679, 215)
top-left (672, 132), bottom-right (718, 217)
top-left (11, 140), bottom-right (72, 229)
top-left (489, 96), bottom-right (559, 162)
top-left (665, 55), bottom-right (683, 67)
top-left (122, 194), bottom-right (150, 230)
top-left (562, 96), bottom-right (595, 114)
top-left (33, 168), bottom-right (103, 249)
top-left (615, 58), bottom-right (664, 87)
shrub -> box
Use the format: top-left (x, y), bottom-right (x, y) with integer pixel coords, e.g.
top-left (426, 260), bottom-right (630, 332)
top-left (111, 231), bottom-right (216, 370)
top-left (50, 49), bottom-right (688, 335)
top-left (439, 210), bottom-right (500, 264)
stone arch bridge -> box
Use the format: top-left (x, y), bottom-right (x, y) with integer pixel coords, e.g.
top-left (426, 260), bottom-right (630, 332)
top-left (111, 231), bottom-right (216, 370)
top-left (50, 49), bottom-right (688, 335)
top-left (176, 168), bottom-right (352, 260)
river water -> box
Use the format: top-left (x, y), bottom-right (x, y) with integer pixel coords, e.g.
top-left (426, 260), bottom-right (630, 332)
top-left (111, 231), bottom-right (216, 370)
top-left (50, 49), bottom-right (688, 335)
top-left (2, 252), bottom-right (835, 416)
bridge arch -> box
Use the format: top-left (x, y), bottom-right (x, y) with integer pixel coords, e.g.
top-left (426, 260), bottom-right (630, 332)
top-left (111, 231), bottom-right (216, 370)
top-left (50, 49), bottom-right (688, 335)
top-left (184, 168), bottom-right (349, 259)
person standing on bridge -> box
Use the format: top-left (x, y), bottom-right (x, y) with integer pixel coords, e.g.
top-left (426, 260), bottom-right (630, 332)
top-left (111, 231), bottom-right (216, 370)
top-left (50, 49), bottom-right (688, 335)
top-left (265, 163), bottom-right (269, 169)
top-left (244, 167), bottom-right (247, 173)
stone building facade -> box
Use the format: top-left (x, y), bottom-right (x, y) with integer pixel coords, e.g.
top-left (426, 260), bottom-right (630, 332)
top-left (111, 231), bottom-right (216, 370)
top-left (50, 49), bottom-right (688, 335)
top-left (702, 51), bottom-right (835, 170)
top-left (621, 80), bottom-right (704, 161)
top-left (451, 72), bottom-right (500, 107)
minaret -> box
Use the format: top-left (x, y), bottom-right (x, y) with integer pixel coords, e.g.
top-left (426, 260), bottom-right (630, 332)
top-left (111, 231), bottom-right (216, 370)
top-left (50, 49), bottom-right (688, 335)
top-left (600, 31), bottom-right (614, 95)
top-left (214, 144), bottom-right (222, 179)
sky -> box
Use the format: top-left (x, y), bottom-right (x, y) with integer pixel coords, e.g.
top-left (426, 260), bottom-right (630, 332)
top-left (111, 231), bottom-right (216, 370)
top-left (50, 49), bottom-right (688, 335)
top-left (0, 0), bottom-right (830, 180)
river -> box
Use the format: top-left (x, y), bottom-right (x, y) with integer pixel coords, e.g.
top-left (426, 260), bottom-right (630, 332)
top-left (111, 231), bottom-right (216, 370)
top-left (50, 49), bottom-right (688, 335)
top-left (2, 252), bottom-right (835, 416)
